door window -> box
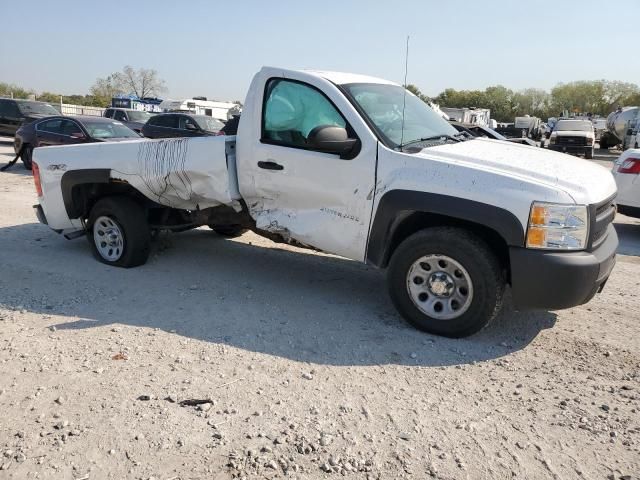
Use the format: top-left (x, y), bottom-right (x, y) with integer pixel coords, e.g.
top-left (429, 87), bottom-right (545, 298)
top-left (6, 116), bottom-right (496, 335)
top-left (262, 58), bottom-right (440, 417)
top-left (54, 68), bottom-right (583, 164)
top-left (113, 110), bottom-right (127, 121)
top-left (262, 79), bottom-right (346, 148)
top-left (180, 116), bottom-right (199, 130)
top-left (153, 115), bottom-right (179, 128)
top-left (60, 120), bottom-right (83, 136)
top-left (104, 109), bottom-right (114, 118)
top-left (1, 101), bottom-right (21, 118)
top-left (37, 119), bottom-right (63, 134)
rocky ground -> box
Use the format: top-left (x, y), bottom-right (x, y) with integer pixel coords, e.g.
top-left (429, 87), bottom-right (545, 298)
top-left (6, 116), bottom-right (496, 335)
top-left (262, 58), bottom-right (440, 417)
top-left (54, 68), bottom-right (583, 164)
top-left (0, 141), bottom-right (639, 479)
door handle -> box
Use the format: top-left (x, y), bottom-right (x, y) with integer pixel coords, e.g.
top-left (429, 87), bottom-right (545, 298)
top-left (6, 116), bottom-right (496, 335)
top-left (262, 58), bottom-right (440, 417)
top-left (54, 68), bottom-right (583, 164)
top-left (257, 160), bottom-right (284, 171)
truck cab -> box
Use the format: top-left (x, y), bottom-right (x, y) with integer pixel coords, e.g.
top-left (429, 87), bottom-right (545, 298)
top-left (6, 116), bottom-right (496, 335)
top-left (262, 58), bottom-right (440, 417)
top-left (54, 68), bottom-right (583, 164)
top-left (31, 67), bottom-right (618, 338)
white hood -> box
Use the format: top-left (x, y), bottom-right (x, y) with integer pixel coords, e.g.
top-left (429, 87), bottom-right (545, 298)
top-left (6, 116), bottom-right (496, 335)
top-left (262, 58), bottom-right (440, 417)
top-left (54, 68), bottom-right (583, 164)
top-left (417, 138), bottom-right (616, 205)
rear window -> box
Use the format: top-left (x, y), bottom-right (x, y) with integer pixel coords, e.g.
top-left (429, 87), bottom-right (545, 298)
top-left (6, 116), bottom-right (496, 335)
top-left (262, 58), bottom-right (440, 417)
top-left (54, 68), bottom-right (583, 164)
top-left (554, 120), bottom-right (593, 132)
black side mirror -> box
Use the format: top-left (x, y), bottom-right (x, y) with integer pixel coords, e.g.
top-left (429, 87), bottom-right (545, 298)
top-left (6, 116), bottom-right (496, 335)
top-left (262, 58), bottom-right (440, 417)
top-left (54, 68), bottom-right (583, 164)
top-left (306, 125), bottom-right (359, 159)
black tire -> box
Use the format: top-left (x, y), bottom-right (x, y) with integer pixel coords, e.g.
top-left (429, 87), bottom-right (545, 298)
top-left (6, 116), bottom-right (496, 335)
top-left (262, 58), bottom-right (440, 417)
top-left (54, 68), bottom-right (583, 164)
top-left (209, 224), bottom-right (248, 238)
top-left (21, 145), bottom-right (33, 170)
top-left (387, 227), bottom-right (504, 337)
top-left (585, 148), bottom-right (594, 159)
top-left (87, 197), bottom-right (150, 268)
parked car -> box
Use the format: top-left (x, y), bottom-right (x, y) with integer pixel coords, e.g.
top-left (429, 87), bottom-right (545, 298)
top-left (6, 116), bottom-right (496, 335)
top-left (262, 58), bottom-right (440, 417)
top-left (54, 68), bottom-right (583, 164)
top-left (141, 113), bottom-right (224, 138)
top-left (103, 108), bottom-right (155, 133)
top-left (0, 98), bottom-right (60, 137)
top-left (14, 116), bottom-right (140, 169)
top-left (548, 119), bottom-right (595, 159)
top-left (32, 66), bottom-right (618, 338)
top-left (611, 148), bottom-right (640, 218)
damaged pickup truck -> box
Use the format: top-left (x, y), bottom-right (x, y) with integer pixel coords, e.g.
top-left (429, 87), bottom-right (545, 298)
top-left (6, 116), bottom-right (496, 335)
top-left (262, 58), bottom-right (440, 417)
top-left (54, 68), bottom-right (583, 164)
top-left (32, 67), bottom-right (619, 337)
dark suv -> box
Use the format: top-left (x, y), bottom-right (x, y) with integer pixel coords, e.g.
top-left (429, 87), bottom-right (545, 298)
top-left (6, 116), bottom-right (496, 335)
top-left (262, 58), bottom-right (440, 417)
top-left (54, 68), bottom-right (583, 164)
top-left (0, 98), bottom-right (60, 136)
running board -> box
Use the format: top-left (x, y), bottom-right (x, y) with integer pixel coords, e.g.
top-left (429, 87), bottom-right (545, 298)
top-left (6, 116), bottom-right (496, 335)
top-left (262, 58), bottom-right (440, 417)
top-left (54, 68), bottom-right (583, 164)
top-left (63, 230), bottom-right (86, 240)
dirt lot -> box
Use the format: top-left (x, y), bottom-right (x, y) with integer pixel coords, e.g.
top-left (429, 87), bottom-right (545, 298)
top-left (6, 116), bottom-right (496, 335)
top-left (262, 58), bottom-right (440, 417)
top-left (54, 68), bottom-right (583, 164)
top-left (0, 140), bottom-right (639, 480)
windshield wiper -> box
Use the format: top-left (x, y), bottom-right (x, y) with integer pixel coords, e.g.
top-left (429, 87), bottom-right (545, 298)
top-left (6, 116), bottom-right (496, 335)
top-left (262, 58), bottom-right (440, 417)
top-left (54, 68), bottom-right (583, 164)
top-left (399, 133), bottom-right (464, 149)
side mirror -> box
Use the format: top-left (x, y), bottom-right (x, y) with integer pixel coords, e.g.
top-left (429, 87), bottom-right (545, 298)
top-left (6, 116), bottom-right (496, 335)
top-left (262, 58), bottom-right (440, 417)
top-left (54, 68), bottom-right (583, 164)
top-left (306, 125), bottom-right (359, 159)
top-left (70, 132), bottom-right (85, 139)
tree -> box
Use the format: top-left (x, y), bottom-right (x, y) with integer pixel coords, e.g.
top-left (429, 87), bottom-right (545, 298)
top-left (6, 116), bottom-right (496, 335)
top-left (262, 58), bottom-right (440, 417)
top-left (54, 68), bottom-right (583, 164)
top-left (0, 82), bottom-right (33, 99)
top-left (91, 66), bottom-right (167, 100)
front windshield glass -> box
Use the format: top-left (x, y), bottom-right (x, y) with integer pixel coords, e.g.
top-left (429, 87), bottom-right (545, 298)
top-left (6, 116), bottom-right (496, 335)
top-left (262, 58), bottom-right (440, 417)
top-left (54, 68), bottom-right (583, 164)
top-left (83, 120), bottom-right (139, 139)
top-left (127, 111), bottom-right (153, 122)
top-left (554, 120), bottom-right (593, 132)
top-left (343, 83), bottom-right (459, 148)
top-left (17, 101), bottom-right (59, 116)
top-left (194, 115), bottom-right (224, 132)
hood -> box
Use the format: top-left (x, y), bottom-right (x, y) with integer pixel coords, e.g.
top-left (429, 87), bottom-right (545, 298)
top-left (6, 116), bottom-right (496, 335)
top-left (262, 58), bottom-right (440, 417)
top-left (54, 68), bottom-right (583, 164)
top-left (553, 130), bottom-right (593, 137)
top-left (416, 138), bottom-right (616, 204)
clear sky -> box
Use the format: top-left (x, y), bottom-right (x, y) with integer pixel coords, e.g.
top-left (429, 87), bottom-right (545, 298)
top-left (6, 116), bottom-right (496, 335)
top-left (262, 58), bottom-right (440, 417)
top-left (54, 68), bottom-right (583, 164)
top-left (1, 0), bottom-right (638, 102)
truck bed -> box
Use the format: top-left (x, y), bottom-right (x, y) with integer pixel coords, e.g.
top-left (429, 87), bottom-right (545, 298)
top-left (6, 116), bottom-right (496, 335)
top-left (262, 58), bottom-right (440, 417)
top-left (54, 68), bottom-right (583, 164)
top-left (35, 136), bottom-right (241, 231)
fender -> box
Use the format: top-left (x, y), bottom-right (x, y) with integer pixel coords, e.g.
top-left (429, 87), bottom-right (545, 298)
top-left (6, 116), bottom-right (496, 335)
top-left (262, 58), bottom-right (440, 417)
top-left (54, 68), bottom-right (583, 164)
top-left (366, 189), bottom-right (525, 267)
top-left (61, 169), bottom-right (111, 218)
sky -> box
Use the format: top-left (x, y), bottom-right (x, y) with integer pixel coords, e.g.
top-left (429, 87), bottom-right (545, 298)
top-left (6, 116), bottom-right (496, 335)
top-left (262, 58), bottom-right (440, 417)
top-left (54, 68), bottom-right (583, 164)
top-left (1, 0), bottom-right (638, 102)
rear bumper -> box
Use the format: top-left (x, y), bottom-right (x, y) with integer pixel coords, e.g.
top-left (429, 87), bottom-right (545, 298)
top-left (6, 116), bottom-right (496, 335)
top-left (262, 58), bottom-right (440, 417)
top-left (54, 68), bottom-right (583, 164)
top-left (510, 225), bottom-right (618, 310)
top-left (549, 144), bottom-right (592, 154)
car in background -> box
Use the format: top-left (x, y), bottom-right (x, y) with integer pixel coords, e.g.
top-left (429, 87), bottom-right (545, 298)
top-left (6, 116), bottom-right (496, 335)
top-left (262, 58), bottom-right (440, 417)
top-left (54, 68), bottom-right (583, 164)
top-left (548, 119), bottom-right (595, 159)
top-left (612, 148), bottom-right (640, 218)
top-left (141, 113), bottom-right (224, 139)
top-left (450, 122), bottom-right (538, 147)
top-left (14, 116), bottom-right (140, 170)
top-left (0, 98), bottom-right (60, 137)
top-left (103, 108), bottom-right (155, 133)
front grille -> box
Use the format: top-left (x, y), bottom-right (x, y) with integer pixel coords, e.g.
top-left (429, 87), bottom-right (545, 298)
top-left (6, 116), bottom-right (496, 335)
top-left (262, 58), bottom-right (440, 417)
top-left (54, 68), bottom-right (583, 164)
top-left (557, 136), bottom-right (587, 146)
top-left (588, 196), bottom-right (616, 250)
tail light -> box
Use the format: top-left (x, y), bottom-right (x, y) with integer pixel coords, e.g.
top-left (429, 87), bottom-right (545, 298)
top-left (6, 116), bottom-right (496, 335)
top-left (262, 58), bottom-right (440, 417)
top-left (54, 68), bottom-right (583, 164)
top-left (617, 158), bottom-right (640, 174)
top-left (32, 162), bottom-right (43, 196)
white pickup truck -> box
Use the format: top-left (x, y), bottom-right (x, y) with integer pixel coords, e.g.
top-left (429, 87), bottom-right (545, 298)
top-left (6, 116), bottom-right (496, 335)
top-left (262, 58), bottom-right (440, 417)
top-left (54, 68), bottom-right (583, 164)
top-left (31, 67), bottom-right (619, 337)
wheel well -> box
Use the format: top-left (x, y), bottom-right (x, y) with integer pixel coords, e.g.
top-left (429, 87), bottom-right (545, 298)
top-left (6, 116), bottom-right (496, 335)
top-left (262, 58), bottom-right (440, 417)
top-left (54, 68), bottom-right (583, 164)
top-left (382, 212), bottom-right (511, 281)
top-left (68, 182), bottom-right (150, 220)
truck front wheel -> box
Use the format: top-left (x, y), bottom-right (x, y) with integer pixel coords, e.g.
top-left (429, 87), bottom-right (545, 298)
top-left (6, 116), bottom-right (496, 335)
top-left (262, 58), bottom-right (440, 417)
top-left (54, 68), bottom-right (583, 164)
top-left (87, 197), bottom-right (150, 268)
top-left (387, 227), bottom-right (504, 337)
top-left (209, 225), bottom-right (248, 238)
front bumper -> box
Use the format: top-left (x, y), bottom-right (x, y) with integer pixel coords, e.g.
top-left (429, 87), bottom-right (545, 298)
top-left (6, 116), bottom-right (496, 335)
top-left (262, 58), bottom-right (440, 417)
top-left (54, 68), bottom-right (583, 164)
top-left (510, 225), bottom-right (618, 310)
top-left (548, 144), bottom-right (592, 154)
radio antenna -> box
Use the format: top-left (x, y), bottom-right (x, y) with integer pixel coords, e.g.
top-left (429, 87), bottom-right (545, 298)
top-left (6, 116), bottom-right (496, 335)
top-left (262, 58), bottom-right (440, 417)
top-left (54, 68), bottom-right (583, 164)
top-left (399, 35), bottom-right (410, 149)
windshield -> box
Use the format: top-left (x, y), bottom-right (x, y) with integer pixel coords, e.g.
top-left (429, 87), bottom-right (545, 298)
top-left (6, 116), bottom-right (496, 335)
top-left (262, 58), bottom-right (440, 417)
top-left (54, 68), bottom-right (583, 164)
top-left (343, 83), bottom-right (459, 148)
top-left (194, 115), bottom-right (224, 132)
top-left (127, 111), bottom-right (153, 123)
top-left (554, 120), bottom-right (593, 132)
top-left (83, 120), bottom-right (139, 139)
top-left (17, 101), bottom-right (59, 116)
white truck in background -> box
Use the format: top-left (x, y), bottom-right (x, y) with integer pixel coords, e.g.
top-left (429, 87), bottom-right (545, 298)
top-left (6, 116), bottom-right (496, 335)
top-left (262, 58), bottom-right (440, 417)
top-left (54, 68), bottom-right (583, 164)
top-left (31, 67), bottom-right (618, 338)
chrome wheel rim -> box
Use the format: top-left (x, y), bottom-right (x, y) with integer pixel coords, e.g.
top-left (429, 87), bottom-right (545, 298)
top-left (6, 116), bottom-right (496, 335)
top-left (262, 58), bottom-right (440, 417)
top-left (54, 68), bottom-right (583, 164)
top-left (406, 255), bottom-right (474, 320)
top-left (93, 216), bottom-right (124, 262)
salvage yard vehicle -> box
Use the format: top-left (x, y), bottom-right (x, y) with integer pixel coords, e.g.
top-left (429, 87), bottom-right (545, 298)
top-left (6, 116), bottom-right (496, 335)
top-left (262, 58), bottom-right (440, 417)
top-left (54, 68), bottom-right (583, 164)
top-left (548, 119), bottom-right (596, 159)
top-left (0, 98), bottom-right (60, 137)
top-left (31, 67), bottom-right (618, 338)
top-left (103, 108), bottom-right (155, 134)
top-left (612, 148), bottom-right (640, 218)
top-left (15, 116), bottom-right (140, 170)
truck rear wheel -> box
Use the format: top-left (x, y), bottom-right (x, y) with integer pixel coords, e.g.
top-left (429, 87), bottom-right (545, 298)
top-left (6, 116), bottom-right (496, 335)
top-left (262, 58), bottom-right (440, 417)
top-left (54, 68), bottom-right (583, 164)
top-left (387, 227), bottom-right (504, 337)
top-left (87, 197), bottom-right (150, 268)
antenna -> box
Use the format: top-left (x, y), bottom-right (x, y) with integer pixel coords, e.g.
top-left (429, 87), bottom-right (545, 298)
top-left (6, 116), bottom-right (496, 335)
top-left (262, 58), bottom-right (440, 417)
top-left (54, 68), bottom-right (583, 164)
top-left (399, 35), bottom-right (410, 149)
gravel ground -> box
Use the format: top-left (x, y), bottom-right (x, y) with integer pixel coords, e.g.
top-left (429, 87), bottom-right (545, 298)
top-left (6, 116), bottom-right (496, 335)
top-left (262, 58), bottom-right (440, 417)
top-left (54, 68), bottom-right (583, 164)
top-left (0, 140), bottom-right (639, 480)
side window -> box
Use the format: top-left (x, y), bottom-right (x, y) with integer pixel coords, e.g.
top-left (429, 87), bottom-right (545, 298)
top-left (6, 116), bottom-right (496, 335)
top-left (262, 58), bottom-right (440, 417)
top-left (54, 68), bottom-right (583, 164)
top-left (262, 79), bottom-right (347, 148)
top-left (4, 101), bottom-right (20, 117)
top-left (181, 116), bottom-right (198, 130)
top-left (104, 109), bottom-right (114, 118)
top-left (155, 115), bottom-right (179, 128)
top-left (61, 120), bottom-right (83, 136)
top-left (114, 110), bottom-right (127, 121)
top-left (0, 100), bottom-right (8, 116)
top-left (37, 119), bottom-right (63, 134)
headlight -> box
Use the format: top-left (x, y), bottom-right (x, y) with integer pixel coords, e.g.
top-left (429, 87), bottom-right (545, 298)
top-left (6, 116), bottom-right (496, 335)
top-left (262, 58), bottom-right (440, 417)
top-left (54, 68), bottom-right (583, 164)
top-left (526, 202), bottom-right (589, 250)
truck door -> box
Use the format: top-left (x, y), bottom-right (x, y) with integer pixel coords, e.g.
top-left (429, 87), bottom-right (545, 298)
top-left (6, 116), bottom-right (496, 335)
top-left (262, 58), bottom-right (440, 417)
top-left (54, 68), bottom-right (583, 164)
top-left (242, 76), bottom-right (377, 261)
